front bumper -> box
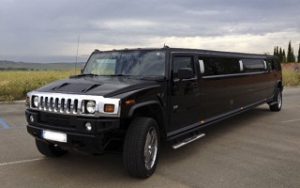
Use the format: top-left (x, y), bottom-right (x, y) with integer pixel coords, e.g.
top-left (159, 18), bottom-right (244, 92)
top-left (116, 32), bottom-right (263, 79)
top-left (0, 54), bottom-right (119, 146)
top-left (25, 109), bottom-right (121, 153)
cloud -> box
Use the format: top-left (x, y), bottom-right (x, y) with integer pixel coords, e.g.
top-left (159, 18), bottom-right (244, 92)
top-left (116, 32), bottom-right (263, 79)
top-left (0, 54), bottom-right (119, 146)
top-left (0, 0), bottom-right (299, 62)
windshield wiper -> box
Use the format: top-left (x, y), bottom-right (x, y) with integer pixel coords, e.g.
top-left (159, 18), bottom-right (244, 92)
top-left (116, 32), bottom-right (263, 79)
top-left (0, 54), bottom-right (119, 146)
top-left (103, 74), bottom-right (131, 77)
top-left (70, 73), bottom-right (99, 78)
top-left (122, 75), bottom-right (166, 81)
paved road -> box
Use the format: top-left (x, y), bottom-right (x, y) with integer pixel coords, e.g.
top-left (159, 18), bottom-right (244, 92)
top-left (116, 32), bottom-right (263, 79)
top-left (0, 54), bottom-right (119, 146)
top-left (0, 88), bottom-right (300, 188)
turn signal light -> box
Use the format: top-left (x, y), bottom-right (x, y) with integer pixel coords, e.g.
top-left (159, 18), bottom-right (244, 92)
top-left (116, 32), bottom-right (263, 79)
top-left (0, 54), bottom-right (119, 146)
top-left (104, 104), bottom-right (115, 113)
top-left (125, 99), bottom-right (136, 106)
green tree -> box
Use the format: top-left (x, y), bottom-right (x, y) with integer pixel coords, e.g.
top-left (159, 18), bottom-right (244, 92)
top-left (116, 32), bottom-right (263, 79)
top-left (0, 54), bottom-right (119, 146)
top-left (282, 49), bottom-right (287, 63)
top-left (273, 46), bottom-right (278, 56)
top-left (297, 44), bottom-right (300, 63)
top-left (287, 41), bottom-right (296, 62)
top-left (279, 47), bottom-right (283, 63)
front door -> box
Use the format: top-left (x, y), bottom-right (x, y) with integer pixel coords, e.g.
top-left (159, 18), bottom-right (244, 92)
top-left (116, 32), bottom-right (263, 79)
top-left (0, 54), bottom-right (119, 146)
top-left (169, 54), bottom-right (201, 133)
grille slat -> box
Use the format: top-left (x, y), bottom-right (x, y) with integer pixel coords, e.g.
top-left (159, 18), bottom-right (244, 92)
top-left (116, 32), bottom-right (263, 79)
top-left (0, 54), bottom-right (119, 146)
top-left (61, 98), bottom-right (65, 112)
top-left (43, 97), bottom-right (47, 111)
top-left (57, 97), bottom-right (61, 111)
top-left (39, 96), bottom-right (43, 110)
top-left (73, 99), bottom-right (78, 114)
top-left (70, 99), bottom-right (75, 114)
top-left (66, 99), bottom-right (70, 113)
top-left (49, 97), bottom-right (54, 112)
top-left (64, 99), bottom-right (68, 113)
top-left (54, 98), bottom-right (59, 112)
top-left (77, 99), bottom-right (82, 113)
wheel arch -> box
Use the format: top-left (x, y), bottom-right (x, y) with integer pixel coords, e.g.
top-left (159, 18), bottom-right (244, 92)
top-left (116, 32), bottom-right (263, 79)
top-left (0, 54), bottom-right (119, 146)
top-left (277, 80), bottom-right (283, 91)
top-left (128, 101), bottom-right (167, 139)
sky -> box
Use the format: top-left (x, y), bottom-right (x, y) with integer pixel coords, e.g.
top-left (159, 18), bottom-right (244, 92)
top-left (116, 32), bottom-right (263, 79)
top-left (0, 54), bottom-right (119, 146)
top-left (0, 0), bottom-right (299, 63)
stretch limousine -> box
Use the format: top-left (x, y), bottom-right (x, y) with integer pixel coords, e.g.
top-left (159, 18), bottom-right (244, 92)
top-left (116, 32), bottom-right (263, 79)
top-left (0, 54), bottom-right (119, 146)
top-left (25, 47), bottom-right (283, 178)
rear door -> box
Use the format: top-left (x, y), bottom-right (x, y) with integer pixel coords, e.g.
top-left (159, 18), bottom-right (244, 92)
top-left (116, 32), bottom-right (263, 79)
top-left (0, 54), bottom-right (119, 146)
top-left (198, 56), bottom-right (242, 120)
top-left (240, 59), bottom-right (270, 104)
top-left (169, 54), bottom-right (201, 133)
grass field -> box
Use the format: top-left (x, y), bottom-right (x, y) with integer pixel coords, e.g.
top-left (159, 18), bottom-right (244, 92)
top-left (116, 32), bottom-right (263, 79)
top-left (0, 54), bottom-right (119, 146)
top-left (282, 63), bottom-right (300, 87)
top-left (0, 64), bottom-right (300, 101)
top-left (0, 70), bottom-right (74, 101)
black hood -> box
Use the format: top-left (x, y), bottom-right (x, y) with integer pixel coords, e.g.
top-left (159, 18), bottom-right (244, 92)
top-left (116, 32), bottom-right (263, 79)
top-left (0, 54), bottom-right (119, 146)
top-left (36, 76), bottom-right (160, 97)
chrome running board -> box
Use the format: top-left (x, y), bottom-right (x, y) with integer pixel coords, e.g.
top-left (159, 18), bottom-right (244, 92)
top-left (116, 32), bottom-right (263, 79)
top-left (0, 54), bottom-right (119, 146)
top-left (172, 133), bottom-right (206, 149)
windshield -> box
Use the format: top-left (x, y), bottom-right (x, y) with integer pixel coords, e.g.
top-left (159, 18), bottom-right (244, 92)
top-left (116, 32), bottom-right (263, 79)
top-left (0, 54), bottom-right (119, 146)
top-left (83, 50), bottom-right (166, 77)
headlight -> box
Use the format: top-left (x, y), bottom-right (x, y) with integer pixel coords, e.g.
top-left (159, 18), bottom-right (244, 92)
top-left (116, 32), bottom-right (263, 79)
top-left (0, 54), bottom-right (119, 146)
top-left (32, 96), bottom-right (39, 107)
top-left (86, 101), bottom-right (96, 113)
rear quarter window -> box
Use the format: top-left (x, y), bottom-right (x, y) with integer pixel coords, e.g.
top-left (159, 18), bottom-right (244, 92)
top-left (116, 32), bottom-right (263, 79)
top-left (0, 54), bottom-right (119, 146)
top-left (242, 59), bottom-right (266, 72)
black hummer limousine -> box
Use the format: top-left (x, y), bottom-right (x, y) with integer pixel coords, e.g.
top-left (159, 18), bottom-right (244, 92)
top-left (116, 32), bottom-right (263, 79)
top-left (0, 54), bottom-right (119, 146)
top-left (26, 47), bottom-right (283, 178)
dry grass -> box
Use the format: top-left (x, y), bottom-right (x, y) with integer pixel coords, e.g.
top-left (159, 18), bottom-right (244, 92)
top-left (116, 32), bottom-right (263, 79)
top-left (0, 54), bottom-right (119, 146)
top-left (0, 70), bottom-right (74, 101)
top-left (282, 63), bottom-right (300, 87)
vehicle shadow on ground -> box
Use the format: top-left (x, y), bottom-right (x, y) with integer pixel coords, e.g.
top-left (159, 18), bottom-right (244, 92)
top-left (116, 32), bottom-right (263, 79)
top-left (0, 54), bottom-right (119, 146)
top-left (30, 106), bottom-right (273, 183)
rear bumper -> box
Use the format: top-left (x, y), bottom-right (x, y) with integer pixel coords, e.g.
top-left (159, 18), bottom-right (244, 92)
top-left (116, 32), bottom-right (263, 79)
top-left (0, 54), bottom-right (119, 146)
top-left (25, 109), bottom-right (122, 153)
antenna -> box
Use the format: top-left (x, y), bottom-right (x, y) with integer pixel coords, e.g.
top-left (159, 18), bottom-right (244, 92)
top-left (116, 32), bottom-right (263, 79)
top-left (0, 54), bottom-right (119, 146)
top-left (163, 43), bottom-right (169, 48)
top-left (75, 34), bottom-right (80, 75)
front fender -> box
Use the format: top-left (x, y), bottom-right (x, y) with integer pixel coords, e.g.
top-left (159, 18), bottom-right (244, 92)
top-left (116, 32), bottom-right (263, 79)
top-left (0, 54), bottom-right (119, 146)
top-left (128, 100), bottom-right (162, 117)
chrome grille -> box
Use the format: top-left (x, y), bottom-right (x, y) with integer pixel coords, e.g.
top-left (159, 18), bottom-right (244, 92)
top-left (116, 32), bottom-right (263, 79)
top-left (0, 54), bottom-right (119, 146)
top-left (27, 91), bottom-right (121, 117)
top-left (37, 96), bottom-right (82, 114)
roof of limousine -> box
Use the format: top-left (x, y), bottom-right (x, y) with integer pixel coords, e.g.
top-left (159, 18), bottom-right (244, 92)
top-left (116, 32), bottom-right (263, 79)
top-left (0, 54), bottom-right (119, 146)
top-left (92, 46), bottom-right (275, 59)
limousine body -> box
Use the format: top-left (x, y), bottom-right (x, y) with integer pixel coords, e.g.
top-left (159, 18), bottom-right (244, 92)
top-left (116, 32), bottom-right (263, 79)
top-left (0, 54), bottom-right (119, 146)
top-left (25, 47), bottom-right (282, 178)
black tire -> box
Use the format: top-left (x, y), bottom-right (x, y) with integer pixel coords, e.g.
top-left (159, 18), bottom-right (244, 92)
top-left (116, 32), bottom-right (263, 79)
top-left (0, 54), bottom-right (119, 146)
top-left (35, 139), bottom-right (67, 157)
top-left (269, 89), bottom-right (282, 112)
top-left (123, 117), bottom-right (160, 179)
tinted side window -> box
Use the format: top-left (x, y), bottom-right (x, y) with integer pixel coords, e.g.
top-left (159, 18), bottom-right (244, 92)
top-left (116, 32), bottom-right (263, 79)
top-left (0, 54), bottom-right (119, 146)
top-left (242, 59), bottom-right (266, 72)
top-left (172, 56), bottom-right (195, 79)
top-left (202, 57), bottom-right (240, 76)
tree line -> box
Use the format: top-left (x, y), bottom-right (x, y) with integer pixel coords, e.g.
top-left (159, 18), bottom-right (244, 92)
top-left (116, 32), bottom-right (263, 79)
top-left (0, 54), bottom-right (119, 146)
top-left (274, 41), bottom-right (300, 63)
top-left (0, 68), bottom-right (52, 71)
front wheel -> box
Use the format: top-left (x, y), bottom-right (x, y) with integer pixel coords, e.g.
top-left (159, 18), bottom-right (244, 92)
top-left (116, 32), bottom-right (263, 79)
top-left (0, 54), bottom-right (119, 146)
top-left (123, 117), bottom-right (160, 178)
top-left (269, 89), bottom-right (282, 112)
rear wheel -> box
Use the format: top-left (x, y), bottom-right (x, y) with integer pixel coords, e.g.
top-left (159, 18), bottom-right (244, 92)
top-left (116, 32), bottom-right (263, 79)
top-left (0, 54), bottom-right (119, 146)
top-left (35, 139), bottom-right (67, 157)
top-left (269, 89), bottom-right (282, 112)
top-left (123, 117), bottom-right (160, 178)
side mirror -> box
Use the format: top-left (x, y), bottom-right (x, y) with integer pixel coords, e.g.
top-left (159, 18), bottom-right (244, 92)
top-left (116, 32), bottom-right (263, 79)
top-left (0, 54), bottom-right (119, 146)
top-left (177, 68), bottom-right (194, 80)
top-left (80, 69), bottom-right (84, 74)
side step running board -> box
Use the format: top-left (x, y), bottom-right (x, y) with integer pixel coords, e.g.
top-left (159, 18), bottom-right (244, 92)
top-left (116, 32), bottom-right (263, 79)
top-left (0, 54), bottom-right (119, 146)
top-left (172, 133), bottom-right (206, 149)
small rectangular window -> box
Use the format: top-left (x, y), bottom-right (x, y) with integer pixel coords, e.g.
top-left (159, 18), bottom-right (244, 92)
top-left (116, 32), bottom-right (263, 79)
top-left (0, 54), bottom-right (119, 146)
top-left (242, 59), bottom-right (266, 72)
top-left (172, 56), bottom-right (195, 79)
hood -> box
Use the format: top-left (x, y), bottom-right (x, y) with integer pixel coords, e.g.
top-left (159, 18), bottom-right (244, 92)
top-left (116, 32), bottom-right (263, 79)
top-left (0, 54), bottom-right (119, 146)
top-left (36, 76), bottom-right (160, 97)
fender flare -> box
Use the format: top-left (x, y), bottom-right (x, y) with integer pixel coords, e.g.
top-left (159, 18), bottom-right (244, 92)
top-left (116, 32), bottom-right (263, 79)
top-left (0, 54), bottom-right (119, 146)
top-left (276, 80), bottom-right (283, 91)
top-left (128, 100), bottom-right (162, 117)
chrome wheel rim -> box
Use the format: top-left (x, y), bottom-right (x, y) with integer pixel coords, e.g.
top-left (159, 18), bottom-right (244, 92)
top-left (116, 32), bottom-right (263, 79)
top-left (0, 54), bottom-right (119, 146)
top-left (144, 127), bottom-right (158, 170)
top-left (277, 93), bottom-right (282, 109)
